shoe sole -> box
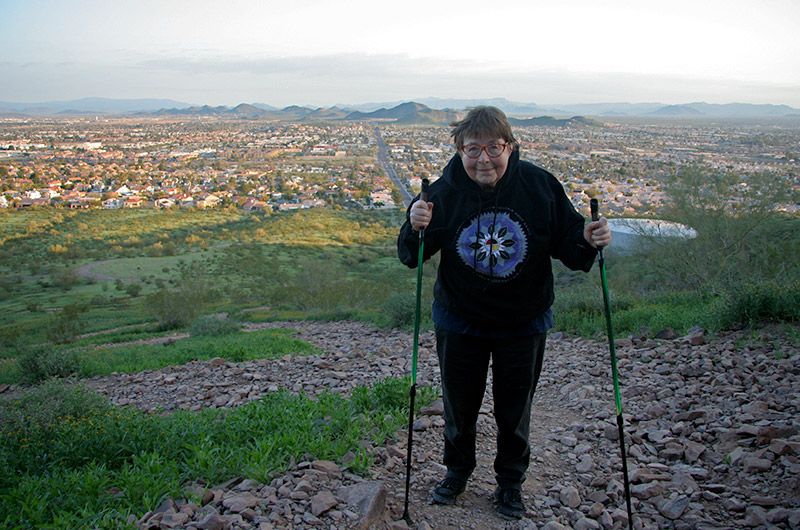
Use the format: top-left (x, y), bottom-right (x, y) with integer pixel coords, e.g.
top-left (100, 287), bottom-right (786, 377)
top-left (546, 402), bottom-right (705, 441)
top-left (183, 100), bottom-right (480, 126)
top-left (495, 507), bottom-right (524, 520)
top-left (431, 492), bottom-right (460, 505)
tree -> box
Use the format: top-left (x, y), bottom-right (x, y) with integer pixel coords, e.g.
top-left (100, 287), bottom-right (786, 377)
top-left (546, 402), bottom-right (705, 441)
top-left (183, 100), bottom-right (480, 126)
top-left (632, 166), bottom-right (792, 291)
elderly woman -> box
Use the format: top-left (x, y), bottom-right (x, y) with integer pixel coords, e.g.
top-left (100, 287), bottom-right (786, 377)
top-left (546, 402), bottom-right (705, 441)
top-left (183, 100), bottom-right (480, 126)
top-left (397, 106), bottom-right (611, 520)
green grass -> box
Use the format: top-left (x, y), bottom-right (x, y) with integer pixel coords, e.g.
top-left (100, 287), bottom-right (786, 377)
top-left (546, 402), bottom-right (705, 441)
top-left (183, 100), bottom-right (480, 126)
top-left (554, 284), bottom-right (727, 339)
top-left (79, 328), bottom-right (318, 377)
top-left (83, 249), bottom-right (219, 281)
top-left (68, 324), bottom-right (172, 347)
top-left (0, 377), bottom-right (434, 529)
top-left (0, 328), bottom-right (319, 385)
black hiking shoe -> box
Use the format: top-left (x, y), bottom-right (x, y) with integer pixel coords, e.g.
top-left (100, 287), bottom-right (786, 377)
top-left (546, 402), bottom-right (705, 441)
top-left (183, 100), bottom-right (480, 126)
top-left (494, 486), bottom-right (525, 520)
top-left (431, 477), bottom-right (467, 505)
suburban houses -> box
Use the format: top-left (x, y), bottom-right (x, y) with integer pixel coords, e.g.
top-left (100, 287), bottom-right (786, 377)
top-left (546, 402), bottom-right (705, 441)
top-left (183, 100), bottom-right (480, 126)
top-left (0, 116), bottom-right (797, 217)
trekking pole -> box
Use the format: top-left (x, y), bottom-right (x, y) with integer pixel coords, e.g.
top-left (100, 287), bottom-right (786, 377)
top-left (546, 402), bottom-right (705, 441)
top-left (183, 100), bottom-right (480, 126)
top-left (402, 178), bottom-right (429, 525)
top-left (591, 198), bottom-right (634, 530)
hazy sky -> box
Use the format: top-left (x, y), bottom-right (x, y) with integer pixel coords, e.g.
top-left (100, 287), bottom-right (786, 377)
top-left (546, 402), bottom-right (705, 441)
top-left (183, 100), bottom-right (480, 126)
top-left (2, 0), bottom-right (799, 107)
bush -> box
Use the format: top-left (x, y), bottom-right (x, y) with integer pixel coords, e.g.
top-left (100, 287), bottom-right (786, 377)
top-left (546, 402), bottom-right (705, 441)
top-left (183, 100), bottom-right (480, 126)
top-left (553, 284), bottom-right (736, 338)
top-left (124, 283), bottom-right (142, 298)
top-left (46, 304), bottom-right (86, 344)
top-left (725, 280), bottom-right (800, 326)
top-left (16, 346), bottom-right (80, 384)
top-left (380, 291), bottom-right (414, 328)
top-left (0, 324), bottom-right (24, 352)
top-left (145, 285), bottom-right (209, 330)
top-left (190, 315), bottom-right (242, 337)
top-left (0, 379), bottom-right (110, 438)
top-left (90, 294), bottom-right (109, 306)
top-left (145, 263), bottom-right (214, 330)
top-left (51, 267), bottom-right (82, 290)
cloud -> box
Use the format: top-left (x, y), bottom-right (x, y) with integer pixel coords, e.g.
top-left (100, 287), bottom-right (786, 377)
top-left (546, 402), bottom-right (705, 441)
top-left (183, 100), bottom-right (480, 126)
top-left (2, 50), bottom-right (799, 108)
top-left (139, 53), bottom-right (460, 78)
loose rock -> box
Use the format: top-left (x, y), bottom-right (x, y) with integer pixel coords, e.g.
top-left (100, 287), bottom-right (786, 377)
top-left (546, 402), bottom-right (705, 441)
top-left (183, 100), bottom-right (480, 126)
top-left (67, 320), bottom-right (799, 530)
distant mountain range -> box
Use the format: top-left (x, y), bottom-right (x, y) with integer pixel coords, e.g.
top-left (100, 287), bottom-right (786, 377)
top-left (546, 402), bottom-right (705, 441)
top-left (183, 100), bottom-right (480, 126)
top-left (146, 101), bottom-right (461, 124)
top-left (336, 98), bottom-right (800, 118)
top-left (0, 97), bottom-right (193, 115)
top-left (507, 116), bottom-right (603, 128)
top-left (1, 96), bottom-right (799, 120)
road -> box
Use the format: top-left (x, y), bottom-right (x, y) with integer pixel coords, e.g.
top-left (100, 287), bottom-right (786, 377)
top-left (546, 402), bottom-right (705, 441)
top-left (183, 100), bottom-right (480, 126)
top-left (372, 125), bottom-right (415, 208)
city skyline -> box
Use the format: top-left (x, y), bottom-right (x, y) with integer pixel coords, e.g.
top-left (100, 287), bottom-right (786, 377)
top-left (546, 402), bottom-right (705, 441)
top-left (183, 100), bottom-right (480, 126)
top-left (2, 0), bottom-right (800, 108)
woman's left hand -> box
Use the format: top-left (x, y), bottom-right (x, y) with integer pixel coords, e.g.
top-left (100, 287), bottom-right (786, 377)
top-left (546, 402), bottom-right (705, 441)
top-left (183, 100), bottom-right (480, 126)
top-left (584, 217), bottom-right (611, 248)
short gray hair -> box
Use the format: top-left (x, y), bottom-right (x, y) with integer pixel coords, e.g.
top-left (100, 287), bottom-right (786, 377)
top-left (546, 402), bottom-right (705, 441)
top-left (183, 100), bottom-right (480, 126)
top-left (450, 106), bottom-right (516, 150)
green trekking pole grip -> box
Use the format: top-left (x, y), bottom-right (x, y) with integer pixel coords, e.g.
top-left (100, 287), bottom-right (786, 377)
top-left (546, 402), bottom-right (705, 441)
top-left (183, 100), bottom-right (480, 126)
top-left (591, 198), bottom-right (634, 530)
top-left (402, 178), bottom-right (429, 525)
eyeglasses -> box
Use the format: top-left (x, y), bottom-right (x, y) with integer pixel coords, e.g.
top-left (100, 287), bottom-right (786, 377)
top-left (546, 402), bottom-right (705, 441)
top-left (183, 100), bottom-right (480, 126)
top-left (460, 142), bottom-right (509, 159)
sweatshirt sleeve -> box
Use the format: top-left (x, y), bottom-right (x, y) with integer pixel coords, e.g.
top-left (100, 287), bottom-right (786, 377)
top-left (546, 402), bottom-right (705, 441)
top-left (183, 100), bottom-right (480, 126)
top-left (397, 215), bottom-right (420, 268)
top-left (397, 196), bottom-right (440, 268)
top-left (548, 180), bottom-right (598, 272)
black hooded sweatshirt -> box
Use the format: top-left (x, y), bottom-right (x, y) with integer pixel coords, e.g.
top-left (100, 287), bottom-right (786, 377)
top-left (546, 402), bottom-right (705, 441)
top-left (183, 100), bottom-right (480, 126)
top-left (398, 148), bottom-right (597, 327)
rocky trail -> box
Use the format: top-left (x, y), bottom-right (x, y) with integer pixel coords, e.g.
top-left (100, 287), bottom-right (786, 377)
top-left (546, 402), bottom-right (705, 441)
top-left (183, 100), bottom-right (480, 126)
top-left (73, 321), bottom-right (800, 529)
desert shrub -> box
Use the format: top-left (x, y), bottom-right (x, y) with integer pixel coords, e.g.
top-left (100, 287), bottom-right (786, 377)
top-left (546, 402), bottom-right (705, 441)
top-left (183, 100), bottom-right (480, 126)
top-left (90, 294), bottom-right (109, 306)
top-left (0, 274), bottom-right (16, 301)
top-left (0, 379), bottom-right (110, 438)
top-left (145, 264), bottom-right (213, 330)
top-left (16, 346), bottom-right (80, 383)
top-left (46, 304), bottom-right (87, 344)
top-left (50, 266), bottom-right (82, 290)
top-left (380, 291), bottom-right (414, 328)
top-left (124, 283), bottom-right (142, 297)
top-left (552, 283), bottom-right (736, 338)
top-left (145, 287), bottom-right (198, 330)
top-left (0, 324), bottom-right (24, 353)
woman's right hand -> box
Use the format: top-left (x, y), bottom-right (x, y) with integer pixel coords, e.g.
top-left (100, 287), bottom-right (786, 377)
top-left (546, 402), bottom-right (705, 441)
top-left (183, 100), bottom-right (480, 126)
top-left (410, 199), bottom-right (433, 231)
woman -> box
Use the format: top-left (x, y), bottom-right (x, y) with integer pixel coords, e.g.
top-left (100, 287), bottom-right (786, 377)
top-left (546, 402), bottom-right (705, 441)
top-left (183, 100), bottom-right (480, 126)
top-left (397, 106), bottom-right (611, 520)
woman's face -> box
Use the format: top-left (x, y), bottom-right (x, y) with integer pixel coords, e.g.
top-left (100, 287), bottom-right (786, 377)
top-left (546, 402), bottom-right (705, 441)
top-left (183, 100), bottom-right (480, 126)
top-left (459, 136), bottom-right (512, 191)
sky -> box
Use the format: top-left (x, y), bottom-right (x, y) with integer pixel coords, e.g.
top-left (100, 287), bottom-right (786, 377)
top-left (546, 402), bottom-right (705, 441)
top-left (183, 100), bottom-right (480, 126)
top-left (2, 0), bottom-right (800, 108)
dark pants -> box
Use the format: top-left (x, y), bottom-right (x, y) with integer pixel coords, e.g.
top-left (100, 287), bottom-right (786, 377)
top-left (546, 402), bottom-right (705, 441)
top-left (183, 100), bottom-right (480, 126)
top-left (435, 326), bottom-right (546, 490)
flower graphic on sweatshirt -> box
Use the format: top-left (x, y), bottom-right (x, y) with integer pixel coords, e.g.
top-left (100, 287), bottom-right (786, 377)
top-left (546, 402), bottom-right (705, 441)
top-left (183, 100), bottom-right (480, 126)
top-left (456, 210), bottom-right (528, 280)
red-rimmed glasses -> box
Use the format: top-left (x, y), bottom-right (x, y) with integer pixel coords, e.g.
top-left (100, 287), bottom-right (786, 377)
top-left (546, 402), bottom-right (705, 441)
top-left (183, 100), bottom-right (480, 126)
top-left (460, 142), bottom-right (509, 159)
